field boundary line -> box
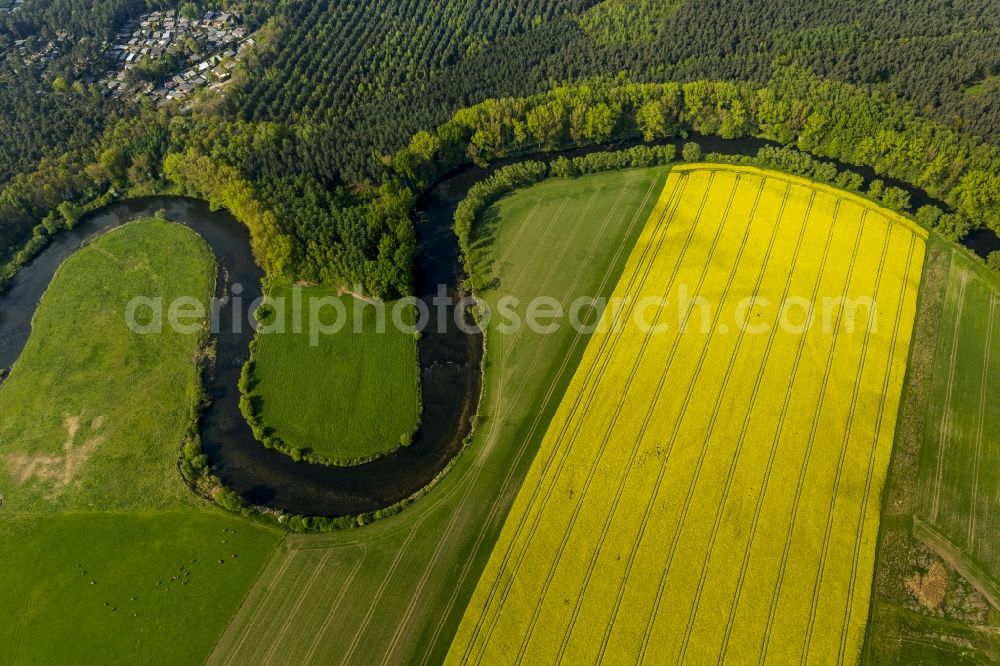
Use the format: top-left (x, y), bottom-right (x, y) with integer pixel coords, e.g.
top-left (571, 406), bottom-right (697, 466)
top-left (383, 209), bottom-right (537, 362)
top-left (382, 175), bottom-right (639, 665)
top-left (968, 295), bottom-right (997, 551)
top-left (755, 211), bottom-right (870, 663)
top-left (835, 235), bottom-right (918, 663)
top-left (301, 547), bottom-right (369, 664)
top-left (930, 268), bottom-right (968, 522)
top-left (635, 180), bottom-right (799, 664)
top-left (799, 221), bottom-right (895, 661)
top-left (463, 170), bottom-right (714, 661)
top-left (675, 191), bottom-right (833, 663)
top-left (505, 174), bottom-right (759, 664)
top-left (338, 522), bottom-right (420, 666)
top-left (418, 171), bottom-right (665, 665)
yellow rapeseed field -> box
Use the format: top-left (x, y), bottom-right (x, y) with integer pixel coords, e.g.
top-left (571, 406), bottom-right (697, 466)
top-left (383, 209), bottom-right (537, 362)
top-left (447, 164), bottom-right (927, 664)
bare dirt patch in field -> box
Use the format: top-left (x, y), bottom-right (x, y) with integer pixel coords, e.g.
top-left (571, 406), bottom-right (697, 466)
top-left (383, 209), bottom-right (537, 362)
top-left (5, 415), bottom-right (106, 491)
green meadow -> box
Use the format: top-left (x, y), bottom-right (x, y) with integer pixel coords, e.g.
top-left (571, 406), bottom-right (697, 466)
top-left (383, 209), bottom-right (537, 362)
top-left (0, 220), bottom-right (281, 664)
top-left (248, 284), bottom-right (421, 464)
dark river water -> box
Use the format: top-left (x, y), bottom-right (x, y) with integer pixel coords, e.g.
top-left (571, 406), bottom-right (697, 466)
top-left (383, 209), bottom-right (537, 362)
top-left (0, 136), bottom-right (996, 517)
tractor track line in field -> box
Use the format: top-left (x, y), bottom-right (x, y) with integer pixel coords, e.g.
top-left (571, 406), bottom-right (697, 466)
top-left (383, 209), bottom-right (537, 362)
top-left (756, 212), bottom-right (869, 664)
top-left (717, 199), bottom-right (862, 663)
top-left (219, 548), bottom-right (303, 665)
top-left (635, 182), bottom-right (797, 665)
top-left (968, 295), bottom-right (997, 551)
top-left (495, 197), bottom-right (543, 268)
top-left (417, 173), bottom-right (664, 665)
top-left (593, 178), bottom-right (789, 665)
top-left (547, 176), bottom-right (764, 663)
top-left (300, 548), bottom-right (369, 664)
top-left (338, 523), bottom-right (420, 666)
top-left (836, 236), bottom-right (917, 664)
top-left (502, 184), bottom-right (627, 367)
top-left (675, 192), bottom-right (830, 664)
top-left (460, 171), bottom-right (703, 663)
top-left (504, 196), bottom-right (574, 296)
top-left (469, 172), bottom-right (719, 662)
top-left (381, 178), bottom-right (638, 665)
top-left (554, 177), bottom-right (767, 664)
top-left (508, 175), bottom-right (754, 664)
top-left (930, 269), bottom-right (968, 523)
top-left (799, 223), bottom-right (894, 662)
top-left (261, 550), bottom-right (335, 664)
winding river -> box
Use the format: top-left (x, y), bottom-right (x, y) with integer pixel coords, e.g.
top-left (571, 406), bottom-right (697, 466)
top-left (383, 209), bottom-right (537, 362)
top-left (1, 136), bottom-right (997, 517)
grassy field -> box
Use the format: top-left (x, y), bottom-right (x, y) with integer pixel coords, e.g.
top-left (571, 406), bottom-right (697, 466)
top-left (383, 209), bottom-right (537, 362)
top-left (915, 247), bottom-right (1000, 593)
top-left (0, 220), bottom-right (282, 664)
top-left (0, 511), bottom-right (279, 664)
top-left (447, 165), bottom-right (927, 663)
top-left (206, 167), bottom-right (669, 665)
top-left (249, 284), bottom-right (420, 463)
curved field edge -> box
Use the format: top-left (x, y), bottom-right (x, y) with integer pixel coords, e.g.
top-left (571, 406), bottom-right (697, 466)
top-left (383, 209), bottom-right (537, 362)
top-left (0, 220), bottom-right (283, 664)
top-left (239, 283), bottom-right (422, 467)
top-left (205, 166), bottom-right (670, 664)
top-left (447, 164), bottom-right (926, 663)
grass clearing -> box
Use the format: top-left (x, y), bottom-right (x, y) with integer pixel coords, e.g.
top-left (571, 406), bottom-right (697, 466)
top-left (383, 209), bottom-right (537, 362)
top-left (248, 284), bottom-right (420, 464)
top-left (0, 220), bottom-right (282, 664)
top-left (447, 164), bottom-right (927, 663)
top-left (207, 167), bottom-right (668, 664)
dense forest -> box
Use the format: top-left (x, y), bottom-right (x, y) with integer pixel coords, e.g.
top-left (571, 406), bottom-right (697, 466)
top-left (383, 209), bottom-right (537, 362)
top-left (2, 0), bottom-right (1000, 298)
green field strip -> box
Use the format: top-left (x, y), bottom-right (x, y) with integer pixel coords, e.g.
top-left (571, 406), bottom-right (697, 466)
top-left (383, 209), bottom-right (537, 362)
top-left (211, 548), bottom-right (312, 663)
top-left (754, 209), bottom-right (870, 661)
top-left (633, 178), bottom-right (796, 664)
top-left (929, 267), bottom-right (970, 524)
top-left (937, 276), bottom-right (995, 548)
top-left (258, 550), bottom-right (335, 664)
top-left (337, 522), bottom-right (420, 666)
top-left (836, 233), bottom-right (920, 663)
top-left (517, 174), bottom-right (766, 664)
top-left (493, 197), bottom-right (543, 268)
top-left (798, 217), bottom-right (895, 660)
top-left (500, 180), bottom-right (632, 367)
top-left (295, 549), bottom-right (369, 663)
top-left (503, 194), bottom-right (577, 297)
top-left (968, 296), bottom-right (996, 551)
top-left (460, 171), bottom-right (708, 663)
top-left (413, 170), bottom-right (667, 665)
top-left (674, 193), bottom-right (835, 663)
